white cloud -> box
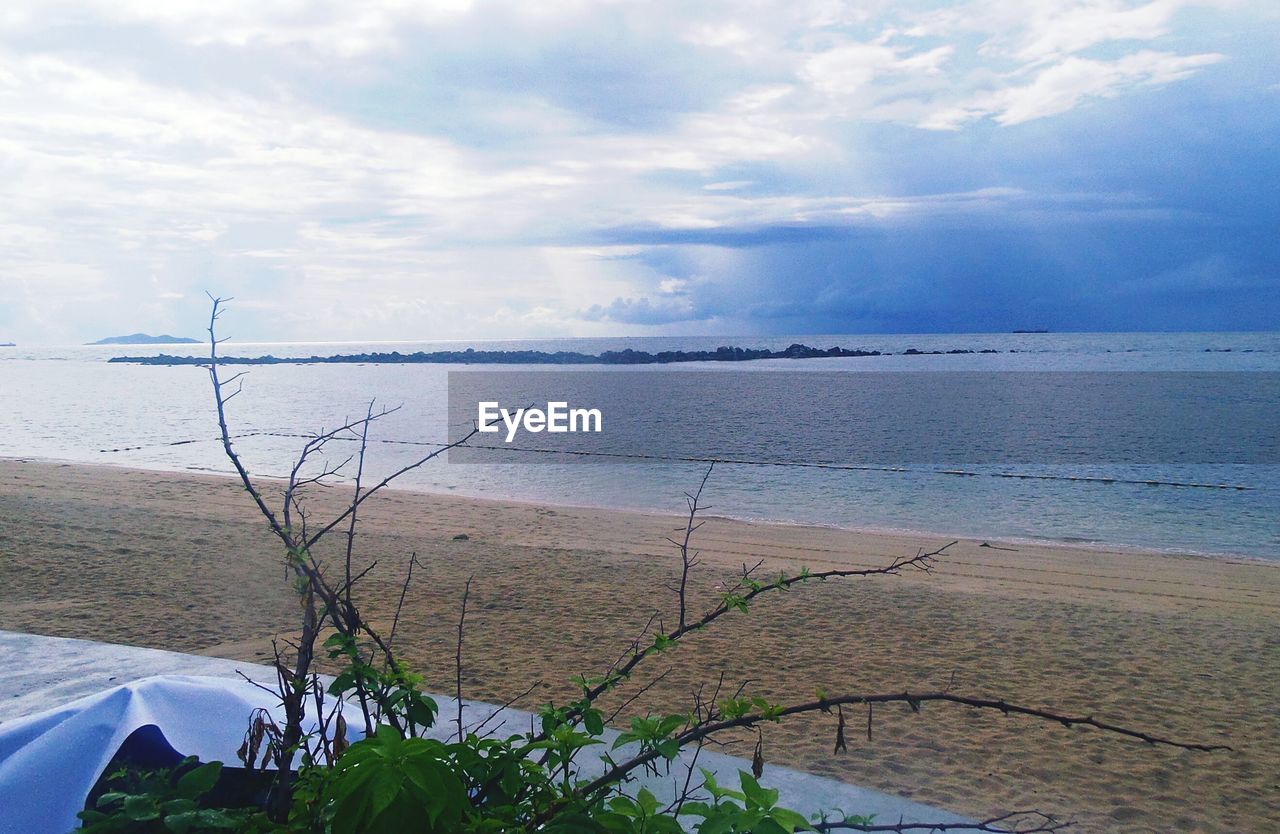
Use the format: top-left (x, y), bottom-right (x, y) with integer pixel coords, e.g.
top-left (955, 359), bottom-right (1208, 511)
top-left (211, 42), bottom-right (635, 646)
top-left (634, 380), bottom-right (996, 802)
top-left (906, 0), bottom-right (1235, 63)
top-left (6, 0), bottom-right (481, 57)
top-left (921, 49), bottom-right (1223, 129)
top-left (998, 49), bottom-right (1223, 123)
top-left (0, 0), bottom-right (1263, 340)
top-left (800, 40), bottom-right (954, 100)
top-left (1008, 0), bottom-right (1190, 63)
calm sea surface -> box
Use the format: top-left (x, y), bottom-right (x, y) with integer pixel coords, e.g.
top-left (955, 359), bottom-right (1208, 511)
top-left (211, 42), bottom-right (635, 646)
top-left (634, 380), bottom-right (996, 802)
top-left (1, 332), bottom-right (1277, 558)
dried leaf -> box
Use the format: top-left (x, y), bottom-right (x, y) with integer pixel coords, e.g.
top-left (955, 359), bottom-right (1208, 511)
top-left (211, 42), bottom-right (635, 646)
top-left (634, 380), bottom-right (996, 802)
top-left (333, 712), bottom-right (349, 759)
top-left (239, 711), bottom-right (266, 769)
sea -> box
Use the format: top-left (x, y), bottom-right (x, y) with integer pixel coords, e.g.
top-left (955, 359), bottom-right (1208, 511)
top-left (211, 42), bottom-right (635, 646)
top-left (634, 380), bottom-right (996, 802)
top-left (1, 331), bottom-right (1277, 559)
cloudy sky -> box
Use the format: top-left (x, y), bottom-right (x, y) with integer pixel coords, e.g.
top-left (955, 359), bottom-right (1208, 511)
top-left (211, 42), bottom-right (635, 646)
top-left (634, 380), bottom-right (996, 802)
top-left (1, 1), bottom-right (1277, 343)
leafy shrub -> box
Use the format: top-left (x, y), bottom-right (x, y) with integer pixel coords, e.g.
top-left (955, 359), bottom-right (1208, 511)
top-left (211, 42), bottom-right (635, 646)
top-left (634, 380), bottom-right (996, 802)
top-left (79, 758), bottom-right (254, 833)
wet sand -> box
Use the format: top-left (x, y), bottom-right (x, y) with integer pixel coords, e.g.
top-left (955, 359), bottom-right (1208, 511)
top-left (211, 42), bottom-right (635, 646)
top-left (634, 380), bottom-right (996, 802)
top-left (1, 458), bottom-right (1277, 832)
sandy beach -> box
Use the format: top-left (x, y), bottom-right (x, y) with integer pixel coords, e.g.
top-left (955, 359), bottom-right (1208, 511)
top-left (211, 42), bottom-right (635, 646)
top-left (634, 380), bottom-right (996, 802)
top-left (1, 458), bottom-right (1277, 833)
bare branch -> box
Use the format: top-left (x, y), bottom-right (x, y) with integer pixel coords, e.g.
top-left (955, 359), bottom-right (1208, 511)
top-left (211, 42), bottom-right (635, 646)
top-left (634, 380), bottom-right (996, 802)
top-left (456, 575), bottom-right (474, 742)
top-left (205, 296), bottom-right (288, 548)
top-left (674, 462), bottom-right (714, 631)
top-left (344, 401), bottom-right (377, 604)
top-left (469, 679), bottom-right (544, 740)
top-left (605, 667), bottom-right (674, 725)
top-left (387, 552), bottom-right (419, 653)
top-left (300, 416), bottom-right (492, 551)
top-left (579, 543), bottom-right (952, 714)
top-left (577, 689), bottom-right (1229, 800)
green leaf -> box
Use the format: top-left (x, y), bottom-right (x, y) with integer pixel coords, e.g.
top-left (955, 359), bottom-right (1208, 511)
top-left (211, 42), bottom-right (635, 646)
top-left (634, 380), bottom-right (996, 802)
top-left (738, 772), bottom-right (778, 810)
top-left (328, 670), bottom-right (356, 696)
top-left (649, 815), bottom-right (685, 833)
top-left (636, 787), bottom-right (659, 816)
top-left (607, 796), bottom-right (638, 814)
top-left (367, 769), bottom-right (405, 820)
top-left (593, 810), bottom-right (637, 831)
top-left (175, 761), bottom-right (222, 800)
top-left (677, 801), bottom-right (713, 818)
top-left (697, 814), bottom-right (738, 834)
top-left (405, 693), bottom-right (438, 728)
top-left (768, 807), bottom-right (811, 832)
top-left (122, 794), bottom-right (160, 822)
top-left (94, 791), bottom-right (130, 809)
top-left (158, 798), bottom-right (198, 815)
top-left (163, 809), bottom-right (241, 833)
top-left (657, 714), bottom-right (686, 736)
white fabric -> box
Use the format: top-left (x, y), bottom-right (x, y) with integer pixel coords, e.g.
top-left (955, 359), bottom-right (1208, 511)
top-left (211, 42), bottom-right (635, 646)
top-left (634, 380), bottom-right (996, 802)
top-left (0, 675), bottom-right (335, 834)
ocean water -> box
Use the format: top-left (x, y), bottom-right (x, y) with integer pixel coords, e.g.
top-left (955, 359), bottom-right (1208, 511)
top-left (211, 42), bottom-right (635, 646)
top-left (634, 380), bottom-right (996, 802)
top-left (1, 332), bottom-right (1277, 558)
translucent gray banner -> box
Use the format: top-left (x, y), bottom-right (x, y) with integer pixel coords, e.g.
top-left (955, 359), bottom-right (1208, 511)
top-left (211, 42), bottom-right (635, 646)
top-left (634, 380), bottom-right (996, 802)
top-left (447, 371), bottom-right (1280, 464)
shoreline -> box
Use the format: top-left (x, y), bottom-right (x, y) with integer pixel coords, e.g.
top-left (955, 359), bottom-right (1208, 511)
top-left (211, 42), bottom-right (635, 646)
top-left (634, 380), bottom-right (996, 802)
top-left (5, 453), bottom-right (1271, 566)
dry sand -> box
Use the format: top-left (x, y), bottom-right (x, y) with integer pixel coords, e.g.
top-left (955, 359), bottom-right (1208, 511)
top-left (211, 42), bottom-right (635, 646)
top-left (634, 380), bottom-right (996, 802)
top-left (1, 458), bottom-right (1277, 833)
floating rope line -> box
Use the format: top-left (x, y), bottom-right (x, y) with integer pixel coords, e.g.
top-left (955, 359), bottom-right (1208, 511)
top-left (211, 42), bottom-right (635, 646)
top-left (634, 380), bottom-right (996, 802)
top-left (97, 431), bottom-right (1261, 491)
top-left (448, 444), bottom-right (1261, 491)
top-left (100, 432), bottom-right (268, 453)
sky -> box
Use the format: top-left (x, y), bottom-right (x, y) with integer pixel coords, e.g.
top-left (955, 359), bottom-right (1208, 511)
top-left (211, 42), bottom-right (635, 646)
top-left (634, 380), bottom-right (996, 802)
top-left (0, 1), bottom-right (1277, 343)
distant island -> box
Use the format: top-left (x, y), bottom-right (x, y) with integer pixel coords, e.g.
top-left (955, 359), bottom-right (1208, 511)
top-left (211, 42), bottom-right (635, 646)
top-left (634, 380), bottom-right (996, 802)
top-left (90, 333), bottom-right (201, 345)
top-left (109, 343), bottom-right (1003, 366)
